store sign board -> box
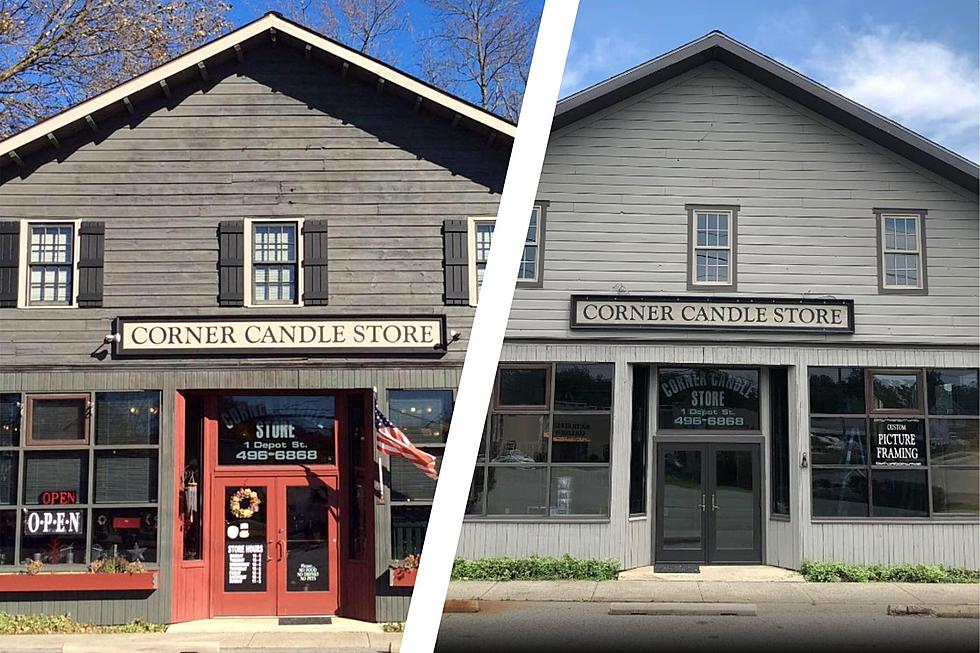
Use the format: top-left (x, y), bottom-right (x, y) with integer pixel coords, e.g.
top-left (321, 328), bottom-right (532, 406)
top-left (658, 368), bottom-right (761, 431)
top-left (23, 509), bottom-right (84, 535)
top-left (115, 315), bottom-right (447, 356)
top-left (871, 418), bottom-right (925, 466)
top-left (570, 295), bottom-right (854, 333)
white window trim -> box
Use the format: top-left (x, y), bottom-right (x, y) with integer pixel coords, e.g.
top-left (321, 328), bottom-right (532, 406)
top-left (691, 209), bottom-right (734, 287)
top-left (243, 217), bottom-right (305, 308)
top-left (466, 215), bottom-right (495, 308)
top-left (17, 218), bottom-right (82, 309)
top-left (880, 213), bottom-right (924, 290)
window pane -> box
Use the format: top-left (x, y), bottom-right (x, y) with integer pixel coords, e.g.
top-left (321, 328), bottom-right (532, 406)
top-left (253, 223), bottom-right (296, 262)
top-left (658, 368), bottom-right (760, 430)
top-left (928, 369), bottom-right (979, 416)
top-left (486, 466), bottom-right (547, 516)
top-left (526, 208), bottom-right (538, 243)
top-left (466, 467), bottom-right (485, 516)
top-left (810, 418), bottom-right (867, 465)
top-left (870, 469), bottom-right (928, 517)
top-left (498, 368), bottom-right (548, 407)
top-left (811, 468), bottom-right (869, 517)
top-left (696, 250), bottom-right (729, 283)
top-left (869, 418), bottom-right (925, 466)
top-left (518, 245), bottom-right (537, 279)
top-left (388, 390), bottom-right (453, 444)
top-left (770, 367), bottom-right (791, 516)
top-left (932, 469), bottom-right (980, 514)
top-left (217, 395), bottom-right (336, 466)
top-left (390, 449), bottom-right (441, 502)
top-left (475, 223), bottom-right (494, 263)
top-left (23, 451), bottom-right (87, 504)
top-left (554, 363), bottom-right (613, 410)
top-left (95, 392), bottom-right (160, 445)
top-left (0, 394), bottom-right (20, 447)
top-left (91, 508), bottom-right (158, 563)
top-left (30, 225), bottom-right (72, 263)
top-left (872, 373), bottom-right (919, 411)
top-left (884, 253), bottom-right (919, 287)
top-left (391, 505), bottom-right (429, 559)
top-left (552, 414), bottom-right (610, 463)
top-left (884, 217), bottom-right (917, 252)
top-left (30, 397), bottom-right (87, 442)
top-left (0, 452), bottom-right (16, 505)
top-left (629, 366), bottom-right (649, 515)
top-left (95, 450), bottom-right (158, 503)
top-left (929, 419), bottom-right (979, 465)
top-left (809, 367), bottom-right (865, 414)
top-left (549, 466), bottom-right (609, 516)
top-left (488, 414), bottom-right (548, 463)
top-left (21, 512), bottom-right (85, 564)
top-left (0, 510), bottom-right (14, 566)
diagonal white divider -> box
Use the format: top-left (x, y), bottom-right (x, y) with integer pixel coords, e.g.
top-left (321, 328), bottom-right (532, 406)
top-left (400, 2), bottom-right (579, 651)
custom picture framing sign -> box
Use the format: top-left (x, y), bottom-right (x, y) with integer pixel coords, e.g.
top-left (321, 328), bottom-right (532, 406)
top-left (871, 418), bottom-right (926, 466)
top-left (569, 295), bottom-right (855, 334)
top-left (114, 315), bottom-right (447, 356)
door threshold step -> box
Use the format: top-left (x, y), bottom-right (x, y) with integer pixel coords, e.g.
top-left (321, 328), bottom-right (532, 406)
top-left (653, 564), bottom-right (700, 573)
top-left (278, 616), bottom-right (333, 625)
top-left (609, 602), bottom-right (757, 616)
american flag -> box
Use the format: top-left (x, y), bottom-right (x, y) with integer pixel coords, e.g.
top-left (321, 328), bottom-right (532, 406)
top-left (375, 402), bottom-right (439, 481)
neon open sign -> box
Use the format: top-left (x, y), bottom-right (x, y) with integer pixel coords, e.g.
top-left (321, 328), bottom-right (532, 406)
top-left (39, 490), bottom-right (78, 505)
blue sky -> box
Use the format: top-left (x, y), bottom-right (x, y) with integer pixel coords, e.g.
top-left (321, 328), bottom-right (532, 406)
top-left (562, 0), bottom-right (980, 161)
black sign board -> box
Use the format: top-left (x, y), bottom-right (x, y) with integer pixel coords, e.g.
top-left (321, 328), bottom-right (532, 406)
top-left (658, 368), bottom-right (760, 431)
top-left (225, 542), bottom-right (266, 592)
top-left (218, 395), bottom-right (336, 466)
top-left (23, 509), bottom-right (84, 535)
top-left (871, 418), bottom-right (925, 466)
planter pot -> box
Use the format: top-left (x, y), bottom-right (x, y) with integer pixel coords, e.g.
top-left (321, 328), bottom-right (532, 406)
top-left (0, 571), bottom-right (158, 593)
top-left (389, 567), bottom-right (417, 587)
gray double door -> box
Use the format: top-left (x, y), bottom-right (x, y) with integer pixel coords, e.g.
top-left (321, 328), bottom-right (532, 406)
top-left (655, 443), bottom-right (762, 564)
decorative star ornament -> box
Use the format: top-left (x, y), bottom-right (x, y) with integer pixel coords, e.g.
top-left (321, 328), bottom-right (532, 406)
top-left (127, 542), bottom-right (146, 562)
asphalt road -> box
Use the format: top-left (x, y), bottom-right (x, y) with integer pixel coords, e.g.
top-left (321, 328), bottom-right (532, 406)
top-left (436, 601), bottom-right (980, 653)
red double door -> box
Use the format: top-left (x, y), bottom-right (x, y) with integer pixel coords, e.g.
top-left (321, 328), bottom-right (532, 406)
top-left (210, 473), bottom-right (339, 616)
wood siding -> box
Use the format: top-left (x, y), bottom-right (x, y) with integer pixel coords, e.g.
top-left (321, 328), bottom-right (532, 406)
top-left (0, 44), bottom-right (508, 368)
top-left (508, 62), bottom-right (979, 345)
top-left (456, 343), bottom-right (980, 570)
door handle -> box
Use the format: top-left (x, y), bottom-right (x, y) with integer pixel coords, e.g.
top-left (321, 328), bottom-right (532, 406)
top-left (711, 494), bottom-right (719, 512)
top-left (276, 540), bottom-right (284, 562)
top-left (697, 493), bottom-right (706, 512)
top-left (267, 541), bottom-right (273, 562)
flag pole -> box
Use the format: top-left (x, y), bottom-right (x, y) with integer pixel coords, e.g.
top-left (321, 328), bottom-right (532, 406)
top-left (373, 386), bottom-right (384, 504)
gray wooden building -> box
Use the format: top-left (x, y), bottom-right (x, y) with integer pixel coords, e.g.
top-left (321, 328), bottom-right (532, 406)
top-left (458, 32), bottom-right (979, 572)
top-left (0, 13), bottom-right (512, 624)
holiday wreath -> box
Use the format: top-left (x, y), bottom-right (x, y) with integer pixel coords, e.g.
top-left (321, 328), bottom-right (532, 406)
top-left (229, 488), bottom-right (261, 519)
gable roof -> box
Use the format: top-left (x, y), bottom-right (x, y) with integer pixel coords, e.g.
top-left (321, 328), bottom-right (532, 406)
top-left (0, 12), bottom-right (515, 168)
top-left (555, 31), bottom-right (979, 193)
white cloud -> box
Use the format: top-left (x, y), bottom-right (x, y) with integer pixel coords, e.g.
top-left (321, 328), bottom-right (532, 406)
top-left (805, 26), bottom-right (980, 162)
top-left (560, 34), bottom-right (650, 97)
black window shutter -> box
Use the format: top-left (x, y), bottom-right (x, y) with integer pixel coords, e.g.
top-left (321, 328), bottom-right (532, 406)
top-left (302, 220), bottom-right (329, 306)
top-left (77, 221), bottom-right (105, 307)
top-left (218, 220), bottom-right (245, 306)
top-left (0, 222), bottom-right (19, 308)
top-left (443, 219), bottom-right (469, 305)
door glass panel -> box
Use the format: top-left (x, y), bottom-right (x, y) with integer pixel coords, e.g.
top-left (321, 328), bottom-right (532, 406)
top-left (285, 484), bottom-right (329, 592)
top-left (224, 485), bottom-right (268, 592)
top-left (661, 449), bottom-right (703, 551)
top-left (713, 450), bottom-right (756, 551)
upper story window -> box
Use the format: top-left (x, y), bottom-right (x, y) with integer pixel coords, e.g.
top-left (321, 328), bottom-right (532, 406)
top-left (467, 204), bottom-right (546, 305)
top-left (688, 205), bottom-right (737, 289)
top-left (250, 221), bottom-right (299, 305)
top-left (27, 223), bottom-right (74, 306)
top-left (878, 211), bottom-right (926, 293)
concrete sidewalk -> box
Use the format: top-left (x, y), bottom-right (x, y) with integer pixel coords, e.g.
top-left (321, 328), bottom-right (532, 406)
top-left (447, 579), bottom-right (980, 606)
top-left (0, 618), bottom-right (402, 653)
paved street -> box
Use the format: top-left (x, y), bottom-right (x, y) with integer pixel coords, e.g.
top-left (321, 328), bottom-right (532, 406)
top-left (436, 600), bottom-right (980, 653)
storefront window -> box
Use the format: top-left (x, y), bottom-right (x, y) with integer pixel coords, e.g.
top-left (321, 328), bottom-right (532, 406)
top-left (217, 395), bottom-right (336, 466)
top-left (470, 363), bottom-right (613, 519)
top-left (628, 366), bottom-right (649, 516)
top-left (0, 391), bottom-right (161, 567)
top-left (387, 389), bottom-right (454, 560)
top-left (657, 367), bottom-right (760, 431)
top-left (808, 368), bottom-right (979, 519)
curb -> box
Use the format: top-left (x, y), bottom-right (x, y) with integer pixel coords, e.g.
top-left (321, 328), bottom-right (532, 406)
top-left (609, 602), bottom-right (757, 616)
top-left (63, 644), bottom-right (219, 653)
top-left (888, 604), bottom-right (980, 619)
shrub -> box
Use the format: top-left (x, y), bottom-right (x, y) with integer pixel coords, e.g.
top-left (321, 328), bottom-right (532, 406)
top-left (0, 614), bottom-right (165, 635)
top-left (451, 555), bottom-right (619, 581)
top-left (801, 560), bottom-right (979, 584)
